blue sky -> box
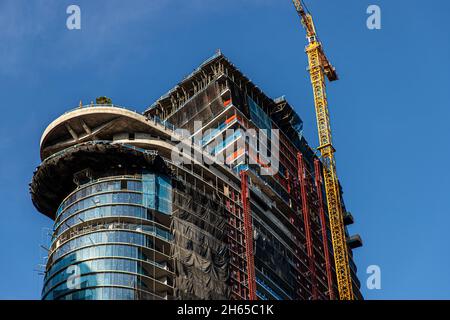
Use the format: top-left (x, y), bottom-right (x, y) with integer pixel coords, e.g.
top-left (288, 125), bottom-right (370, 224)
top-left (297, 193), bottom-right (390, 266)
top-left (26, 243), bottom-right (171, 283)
top-left (0, 0), bottom-right (449, 299)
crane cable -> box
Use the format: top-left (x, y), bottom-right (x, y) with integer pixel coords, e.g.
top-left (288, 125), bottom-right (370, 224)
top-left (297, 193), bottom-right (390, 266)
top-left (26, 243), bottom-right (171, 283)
top-left (300, 0), bottom-right (311, 15)
top-left (299, 0), bottom-right (324, 44)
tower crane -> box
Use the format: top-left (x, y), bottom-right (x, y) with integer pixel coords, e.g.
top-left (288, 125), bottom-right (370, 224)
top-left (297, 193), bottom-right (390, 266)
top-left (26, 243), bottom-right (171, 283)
top-left (291, 0), bottom-right (354, 300)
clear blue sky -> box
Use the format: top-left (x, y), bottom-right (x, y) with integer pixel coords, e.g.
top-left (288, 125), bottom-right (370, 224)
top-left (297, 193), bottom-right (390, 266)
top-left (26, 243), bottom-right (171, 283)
top-left (0, 0), bottom-right (449, 299)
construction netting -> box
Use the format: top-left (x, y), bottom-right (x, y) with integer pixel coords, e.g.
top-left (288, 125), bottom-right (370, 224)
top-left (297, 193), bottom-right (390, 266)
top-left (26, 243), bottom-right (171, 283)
top-left (171, 179), bottom-right (230, 299)
top-left (30, 141), bottom-right (169, 218)
top-left (167, 81), bottom-right (226, 134)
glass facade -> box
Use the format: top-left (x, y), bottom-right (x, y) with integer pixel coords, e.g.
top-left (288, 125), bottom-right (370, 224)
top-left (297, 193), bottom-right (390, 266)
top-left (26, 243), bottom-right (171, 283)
top-left (43, 174), bottom-right (173, 300)
top-left (248, 96), bottom-right (272, 137)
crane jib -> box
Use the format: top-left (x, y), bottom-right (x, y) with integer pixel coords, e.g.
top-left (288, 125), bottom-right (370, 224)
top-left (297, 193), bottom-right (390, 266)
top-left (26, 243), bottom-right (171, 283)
top-left (291, 0), bottom-right (354, 300)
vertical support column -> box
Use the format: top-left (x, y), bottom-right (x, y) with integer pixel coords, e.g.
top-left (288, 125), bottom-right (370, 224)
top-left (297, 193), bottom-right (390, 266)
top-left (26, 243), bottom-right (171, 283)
top-left (297, 152), bottom-right (318, 300)
top-left (227, 191), bottom-right (245, 300)
top-left (286, 171), bottom-right (291, 194)
top-left (240, 170), bottom-right (257, 300)
top-left (314, 159), bottom-right (335, 300)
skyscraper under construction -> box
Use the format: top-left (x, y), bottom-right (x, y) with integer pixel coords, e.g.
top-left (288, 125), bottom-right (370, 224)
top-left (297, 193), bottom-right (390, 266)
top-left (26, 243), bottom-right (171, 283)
top-left (30, 53), bottom-right (362, 300)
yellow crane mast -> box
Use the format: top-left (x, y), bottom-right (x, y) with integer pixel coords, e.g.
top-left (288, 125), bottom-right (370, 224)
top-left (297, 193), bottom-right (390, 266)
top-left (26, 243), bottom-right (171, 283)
top-left (291, 0), bottom-right (354, 300)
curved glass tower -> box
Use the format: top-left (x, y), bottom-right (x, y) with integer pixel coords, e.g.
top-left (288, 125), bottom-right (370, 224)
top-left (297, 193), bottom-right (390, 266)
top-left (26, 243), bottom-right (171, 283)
top-left (42, 174), bottom-right (172, 300)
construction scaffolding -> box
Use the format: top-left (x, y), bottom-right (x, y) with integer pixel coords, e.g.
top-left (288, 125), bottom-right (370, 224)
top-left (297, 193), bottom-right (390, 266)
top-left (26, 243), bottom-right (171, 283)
top-left (145, 52), bottom-right (362, 300)
top-left (31, 52), bottom-right (362, 300)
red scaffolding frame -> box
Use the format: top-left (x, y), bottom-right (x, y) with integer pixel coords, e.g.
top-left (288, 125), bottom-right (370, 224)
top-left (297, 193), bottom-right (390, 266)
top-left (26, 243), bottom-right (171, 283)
top-left (226, 171), bottom-right (257, 300)
top-left (314, 158), bottom-right (335, 300)
top-left (297, 152), bottom-right (318, 300)
top-left (240, 170), bottom-right (257, 300)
